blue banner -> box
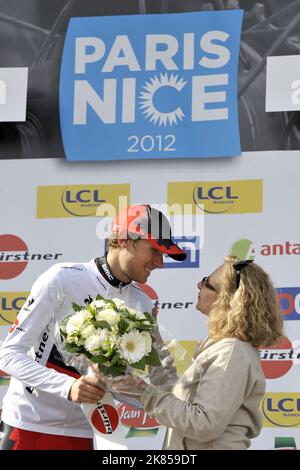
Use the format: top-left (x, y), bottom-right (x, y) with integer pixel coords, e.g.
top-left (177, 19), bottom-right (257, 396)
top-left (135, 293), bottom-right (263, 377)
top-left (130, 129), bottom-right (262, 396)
top-left (60, 10), bottom-right (243, 161)
top-left (277, 287), bottom-right (300, 321)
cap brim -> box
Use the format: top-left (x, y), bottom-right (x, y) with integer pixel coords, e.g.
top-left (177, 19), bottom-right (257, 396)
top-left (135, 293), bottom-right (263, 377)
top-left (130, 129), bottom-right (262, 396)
top-left (148, 238), bottom-right (187, 261)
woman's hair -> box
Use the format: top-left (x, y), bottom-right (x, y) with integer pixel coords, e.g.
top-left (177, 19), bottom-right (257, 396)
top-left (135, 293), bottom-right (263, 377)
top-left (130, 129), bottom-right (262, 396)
top-left (208, 255), bottom-right (283, 347)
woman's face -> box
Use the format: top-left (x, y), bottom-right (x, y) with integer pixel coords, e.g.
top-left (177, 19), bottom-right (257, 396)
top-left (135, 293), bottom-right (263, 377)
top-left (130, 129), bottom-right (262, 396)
top-left (196, 266), bottom-right (223, 315)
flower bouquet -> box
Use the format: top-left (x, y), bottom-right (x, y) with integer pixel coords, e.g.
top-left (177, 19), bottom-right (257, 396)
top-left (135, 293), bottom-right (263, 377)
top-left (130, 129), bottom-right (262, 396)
top-left (59, 295), bottom-right (161, 449)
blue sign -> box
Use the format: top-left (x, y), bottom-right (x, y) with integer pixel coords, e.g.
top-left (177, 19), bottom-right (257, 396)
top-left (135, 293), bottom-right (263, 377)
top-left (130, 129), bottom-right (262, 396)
top-left (163, 236), bottom-right (200, 269)
top-left (60, 10), bottom-right (243, 161)
top-left (276, 287), bottom-right (300, 321)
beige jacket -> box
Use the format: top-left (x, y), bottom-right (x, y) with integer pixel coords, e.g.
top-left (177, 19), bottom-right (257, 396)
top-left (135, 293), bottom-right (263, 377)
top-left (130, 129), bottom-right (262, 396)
top-left (141, 337), bottom-right (265, 450)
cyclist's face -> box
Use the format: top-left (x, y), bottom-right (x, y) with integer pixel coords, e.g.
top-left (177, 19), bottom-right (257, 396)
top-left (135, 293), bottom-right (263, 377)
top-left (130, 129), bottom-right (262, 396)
top-left (119, 239), bottom-right (164, 284)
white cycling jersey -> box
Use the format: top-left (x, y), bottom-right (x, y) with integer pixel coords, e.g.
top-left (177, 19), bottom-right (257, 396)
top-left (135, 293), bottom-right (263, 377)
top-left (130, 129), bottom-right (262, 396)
top-left (0, 259), bottom-right (152, 437)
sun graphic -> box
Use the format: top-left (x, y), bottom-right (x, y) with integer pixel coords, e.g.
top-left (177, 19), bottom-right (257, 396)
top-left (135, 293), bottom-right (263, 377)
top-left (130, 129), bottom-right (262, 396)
top-left (139, 73), bottom-right (187, 127)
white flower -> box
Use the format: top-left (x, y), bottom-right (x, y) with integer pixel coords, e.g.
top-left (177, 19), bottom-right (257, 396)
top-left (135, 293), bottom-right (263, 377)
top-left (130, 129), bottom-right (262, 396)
top-left (127, 307), bottom-right (146, 320)
top-left (119, 330), bottom-right (147, 364)
top-left (84, 329), bottom-right (108, 355)
top-left (95, 308), bottom-right (120, 326)
top-left (81, 323), bottom-right (96, 339)
top-left (60, 296), bottom-right (158, 376)
top-left (66, 310), bottom-right (91, 336)
top-left (90, 299), bottom-right (107, 309)
top-left (66, 335), bottom-right (83, 346)
top-left (84, 328), bottom-right (118, 355)
top-left (141, 331), bottom-right (152, 354)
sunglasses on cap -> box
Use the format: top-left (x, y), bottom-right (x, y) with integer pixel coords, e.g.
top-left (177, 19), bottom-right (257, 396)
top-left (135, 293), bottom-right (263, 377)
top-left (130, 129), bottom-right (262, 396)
top-left (201, 276), bottom-right (217, 292)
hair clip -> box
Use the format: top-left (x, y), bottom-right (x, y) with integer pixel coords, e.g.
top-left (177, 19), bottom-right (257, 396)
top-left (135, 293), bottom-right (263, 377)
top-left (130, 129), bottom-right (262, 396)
top-left (233, 259), bottom-right (254, 272)
top-left (233, 259), bottom-right (254, 289)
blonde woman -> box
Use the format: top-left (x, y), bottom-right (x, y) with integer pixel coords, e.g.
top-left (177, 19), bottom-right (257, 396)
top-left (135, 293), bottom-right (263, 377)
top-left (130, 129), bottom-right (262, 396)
top-left (111, 256), bottom-right (284, 450)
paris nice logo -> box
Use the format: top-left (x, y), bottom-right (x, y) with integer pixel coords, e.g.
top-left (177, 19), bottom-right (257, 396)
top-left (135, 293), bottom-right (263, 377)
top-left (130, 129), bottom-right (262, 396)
top-left (60, 10), bottom-right (243, 161)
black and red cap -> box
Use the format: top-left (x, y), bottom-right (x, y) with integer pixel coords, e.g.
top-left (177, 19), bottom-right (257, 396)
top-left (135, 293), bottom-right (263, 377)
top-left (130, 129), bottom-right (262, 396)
top-left (111, 204), bottom-right (186, 262)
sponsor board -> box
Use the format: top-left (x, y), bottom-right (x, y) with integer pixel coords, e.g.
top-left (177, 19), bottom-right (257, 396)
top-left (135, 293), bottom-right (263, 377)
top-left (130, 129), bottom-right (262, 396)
top-left (260, 241), bottom-right (300, 257)
top-left (0, 292), bottom-right (28, 325)
top-left (117, 403), bottom-right (160, 438)
top-left (0, 371), bottom-right (10, 387)
top-left (261, 393), bottom-right (300, 428)
top-left (259, 336), bottom-right (299, 379)
top-left (230, 239), bottom-right (255, 260)
top-left (168, 180), bottom-right (263, 214)
top-left (169, 340), bottom-right (198, 375)
top-left (274, 436), bottom-right (297, 450)
top-left (277, 287), bottom-right (300, 321)
top-left (0, 234), bottom-right (62, 280)
top-left (91, 403), bottom-right (119, 434)
top-left (163, 236), bottom-right (200, 268)
top-left (36, 184), bottom-right (130, 218)
top-left (60, 10), bottom-right (243, 161)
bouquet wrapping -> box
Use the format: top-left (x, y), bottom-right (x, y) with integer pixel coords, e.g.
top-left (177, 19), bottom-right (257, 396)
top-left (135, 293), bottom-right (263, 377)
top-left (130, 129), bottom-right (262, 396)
top-left (60, 296), bottom-right (161, 377)
top-left (57, 295), bottom-right (161, 449)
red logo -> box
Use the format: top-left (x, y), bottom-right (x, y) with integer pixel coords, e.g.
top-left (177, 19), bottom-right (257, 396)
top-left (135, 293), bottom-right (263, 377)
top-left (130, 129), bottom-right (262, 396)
top-left (260, 336), bottom-right (294, 379)
top-left (0, 234), bottom-right (28, 280)
top-left (9, 318), bottom-right (19, 333)
top-left (91, 403), bottom-right (119, 434)
top-left (117, 403), bottom-right (159, 429)
top-left (0, 370), bottom-right (9, 377)
top-left (136, 283), bottom-right (158, 301)
top-left (136, 283), bottom-right (159, 316)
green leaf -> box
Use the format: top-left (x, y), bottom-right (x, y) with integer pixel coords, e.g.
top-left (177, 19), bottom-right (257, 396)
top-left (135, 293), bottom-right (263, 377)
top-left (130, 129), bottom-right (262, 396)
top-left (64, 344), bottom-right (83, 353)
top-left (90, 354), bottom-right (110, 365)
top-left (103, 299), bottom-right (118, 311)
top-left (98, 363), bottom-right (126, 377)
top-left (118, 318), bottom-right (129, 335)
top-left (110, 353), bottom-right (121, 365)
top-left (145, 348), bottom-right (161, 367)
top-left (96, 295), bottom-right (105, 301)
top-left (86, 304), bottom-right (94, 315)
top-left (137, 323), bottom-right (153, 331)
top-left (85, 351), bottom-right (93, 360)
top-left (131, 357), bottom-right (146, 371)
top-left (143, 312), bottom-right (155, 324)
top-left (94, 320), bottom-right (111, 331)
top-left (72, 302), bottom-right (82, 312)
top-left (124, 313), bottom-right (138, 322)
top-left (60, 316), bottom-right (71, 330)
